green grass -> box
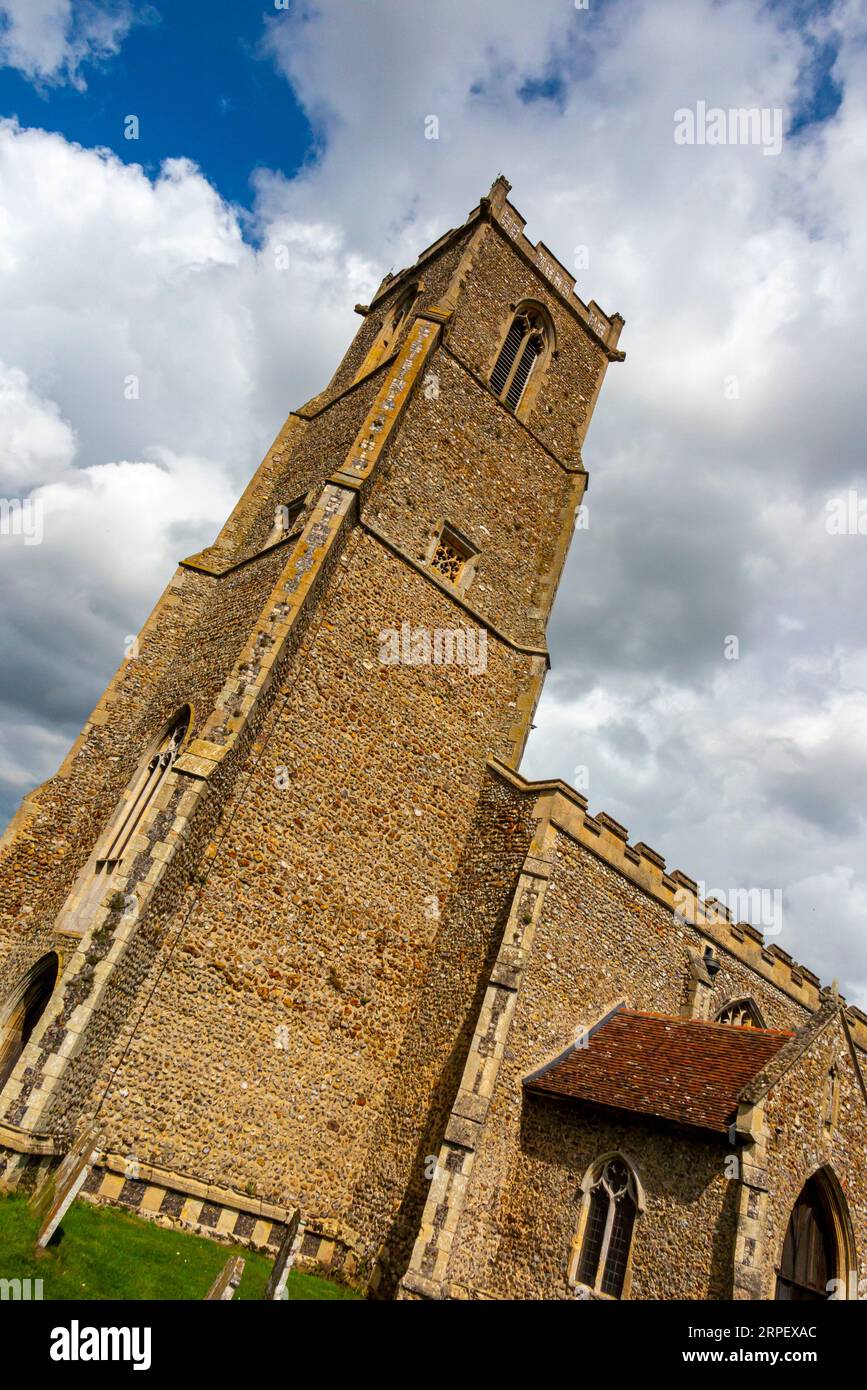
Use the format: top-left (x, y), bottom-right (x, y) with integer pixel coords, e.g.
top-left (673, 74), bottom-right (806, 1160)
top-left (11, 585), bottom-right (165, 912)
top-left (0, 1192), bottom-right (361, 1301)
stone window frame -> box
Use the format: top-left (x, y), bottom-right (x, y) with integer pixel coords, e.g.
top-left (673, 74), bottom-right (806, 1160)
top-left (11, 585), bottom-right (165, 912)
top-left (423, 520), bottom-right (480, 596)
top-left (0, 951), bottom-right (60, 1097)
top-left (485, 298), bottom-right (556, 422)
top-left (53, 706), bottom-right (193, 940)
top-left (714, 996), bottom-right (767, 1029)
top-left (774, 1165), bottom-right (856, 1301)
top-left (568, 1151), bottom-right (645, 1301)
top-left (352, 280), bottom-right (422, 384)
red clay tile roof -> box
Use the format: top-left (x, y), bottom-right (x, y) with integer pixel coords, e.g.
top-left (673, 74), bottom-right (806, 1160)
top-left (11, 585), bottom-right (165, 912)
top-left (523, 1007), bottom-right (794, 1135)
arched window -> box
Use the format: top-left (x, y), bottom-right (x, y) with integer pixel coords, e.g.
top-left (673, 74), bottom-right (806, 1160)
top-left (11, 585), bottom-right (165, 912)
top-left (489, 305), bottom-right (551, 414)
top-left (0, 951), bottom-right (60, 1092)
top-left (776, 1174), bottom-right (841, 1300)
top-left (98, 708), bottom-right (189, 873)
top-left (570, 1154), bottom-right (643, 1298)
top-left (56, 708), bottom-right (191, 935)
top-left (715, 997), bottom-right (766, 1028)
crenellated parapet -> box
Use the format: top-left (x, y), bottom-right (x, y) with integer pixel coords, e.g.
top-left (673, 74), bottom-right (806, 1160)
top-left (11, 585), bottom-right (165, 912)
top-left (488, 756), bottom-right (867, 1051)
top-left (482, 175), bottom-right (625, 355)
top-left (365, 174), bottom-right (625, 361)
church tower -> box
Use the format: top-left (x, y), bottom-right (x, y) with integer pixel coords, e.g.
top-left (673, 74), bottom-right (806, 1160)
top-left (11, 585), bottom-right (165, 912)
top-left (0, 177), bottom-right (623, 1292)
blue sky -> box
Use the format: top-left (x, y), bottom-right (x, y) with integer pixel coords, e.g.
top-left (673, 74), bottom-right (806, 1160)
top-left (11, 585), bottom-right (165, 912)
top-left (1, 0), bottom-right (866, 1003)
top-left (0, 3), bottom-right (313, 210)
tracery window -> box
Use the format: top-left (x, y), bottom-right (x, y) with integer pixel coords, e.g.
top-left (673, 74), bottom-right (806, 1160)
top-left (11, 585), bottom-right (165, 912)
top-left (431, 529), bottom-right (472, 585)
top-left (489, 306), bottom-right (550, 413)
top-left (55, 708), bottom-right (191, 935)
top-left (97, 709), bottom-right (189, 874)
top-left (571, 1155), bottom-right (640, 1298)
top-left (715, 997), bottom-right (766, 1028)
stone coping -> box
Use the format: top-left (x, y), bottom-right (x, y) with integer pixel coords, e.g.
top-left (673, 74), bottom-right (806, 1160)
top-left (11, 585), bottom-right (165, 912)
top-left (98, 1151), bottom-right (296, 1223)
top-left (179, 527), bottom-right (304, 578)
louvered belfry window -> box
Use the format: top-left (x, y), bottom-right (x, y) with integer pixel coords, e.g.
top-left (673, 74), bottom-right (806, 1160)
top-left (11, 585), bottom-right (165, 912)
top-left (490, 309), bottom-right (547, 412)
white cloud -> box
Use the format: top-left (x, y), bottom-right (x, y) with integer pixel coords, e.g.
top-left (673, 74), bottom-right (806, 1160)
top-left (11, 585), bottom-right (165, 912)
top-left (0, 118), bottom-right (381, 798)
top-left (0, 361), bottom-right (76, 489)
top-left (0, 718), bottom-right (69, 790)
top-left (0, 0), bottom-right (138, 90)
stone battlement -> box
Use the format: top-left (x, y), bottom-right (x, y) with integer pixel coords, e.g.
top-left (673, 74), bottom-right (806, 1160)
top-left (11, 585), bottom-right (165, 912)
top-left (491, 187), bottom-right (625, 353)
top-left (489, 756), bottom-right (867, 1050)
top-left (367, 174), bottom-right (625, 359)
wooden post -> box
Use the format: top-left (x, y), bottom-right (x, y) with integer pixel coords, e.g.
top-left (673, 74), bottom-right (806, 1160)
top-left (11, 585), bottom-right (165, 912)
top-left (205, 1255), bottom-right (245, 1301)
top-left (32, 1121), bottom-right (101, 1250)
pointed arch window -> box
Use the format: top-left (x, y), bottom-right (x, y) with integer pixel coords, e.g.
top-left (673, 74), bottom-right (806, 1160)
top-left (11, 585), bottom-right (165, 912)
top-left (56, 708), bottom-right (191, 936)
top-left (0, 951), bottom-right (60, 1092)
top-left (97, 709), bottom-right (189, 874)
top-left (776, 1175), bottom-right (840, 1300)
top-left (489, 306), bottom-right (550, 414)
top-left (715, 997), bottom-right (766, 1028)
top-left (570, 1154), bottom-right (642, 1299)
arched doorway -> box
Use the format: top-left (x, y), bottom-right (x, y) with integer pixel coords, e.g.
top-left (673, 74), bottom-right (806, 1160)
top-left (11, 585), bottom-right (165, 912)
top-left (0, 951), bottom-right (60, 1092)
top-left (775, 1171), bottom-right (850, 1300)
